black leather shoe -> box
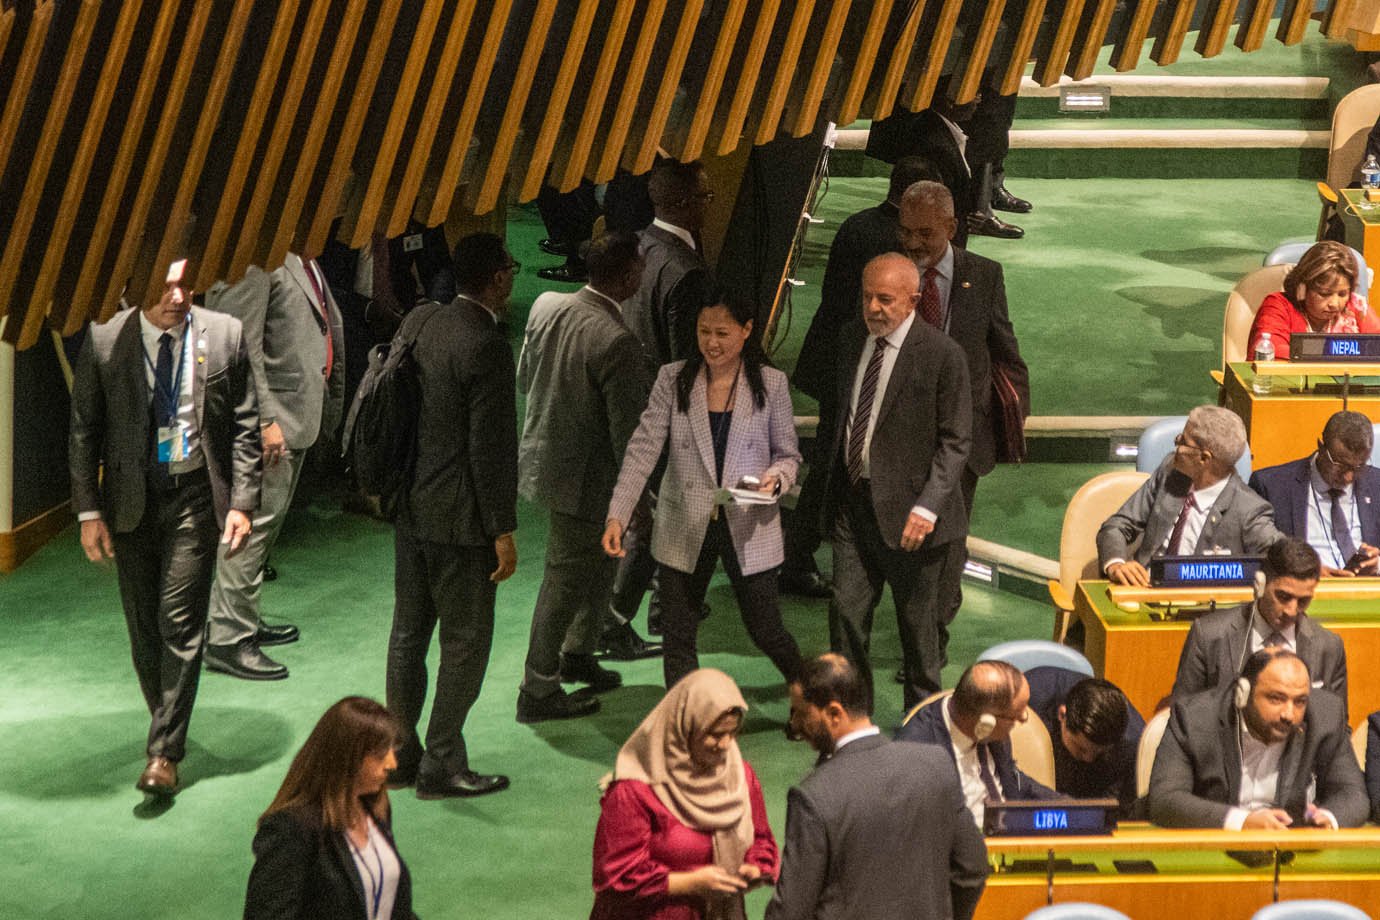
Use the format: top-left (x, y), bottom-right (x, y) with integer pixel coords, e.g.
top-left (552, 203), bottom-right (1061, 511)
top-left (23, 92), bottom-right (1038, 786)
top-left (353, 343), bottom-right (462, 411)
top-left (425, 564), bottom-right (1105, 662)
top-left (991, 184), bottom-right (1032, 214)
top-left (539, 238), bottom-right (575, 257)
top-left (262, 563), bottom-right (278, 582)
top-left (256, 622), bottom-right (300, 646)
top-left (416, 769), bottom-right (510, 799)
top-left (204, 639), bottom-right (289, 680)
top-left (967, 212), bottom-right (1024, 239)
top-left (517, 687), bottom-right (600, 724)
top-left (779, 569), bottom-right (831, 599)
top-left (597, 622), bottom-right (663, 660)
top-left (560, 653), bottom-right (623, 691)
top-left (136, 756), bottom-right (180, 796)
top-left (536, 264), bottom-right (588, 283)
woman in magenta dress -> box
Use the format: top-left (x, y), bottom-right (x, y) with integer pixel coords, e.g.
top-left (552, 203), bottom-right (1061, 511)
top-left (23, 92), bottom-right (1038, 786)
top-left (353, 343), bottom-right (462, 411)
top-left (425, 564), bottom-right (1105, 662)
top-left (591, 669), bottom-right (778, 920)
top-left (1247, 240), bottom-right (1377, 359)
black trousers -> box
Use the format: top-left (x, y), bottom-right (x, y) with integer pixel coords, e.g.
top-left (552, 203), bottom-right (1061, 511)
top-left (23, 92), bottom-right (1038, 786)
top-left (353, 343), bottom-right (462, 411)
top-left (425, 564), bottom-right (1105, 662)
top-left (610, 491), bottom-right (658, 624)
top-left (783, 389), bottom-right (839, 573)
top-left (938, 467), bottom-right (980, 663)
top-left (387, 524), bottom-right (497, 775)
top-left (111, 470), bottom-right (217, 762)
top-left (657, 517), bottom-right (802, 688)
top-left (829, 481), bottom-right (964, 710)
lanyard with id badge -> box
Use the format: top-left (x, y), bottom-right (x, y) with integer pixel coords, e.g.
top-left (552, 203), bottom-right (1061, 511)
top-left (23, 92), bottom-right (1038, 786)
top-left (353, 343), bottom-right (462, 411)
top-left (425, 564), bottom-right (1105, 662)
top-left (145, 324), bottom-right (192, 464)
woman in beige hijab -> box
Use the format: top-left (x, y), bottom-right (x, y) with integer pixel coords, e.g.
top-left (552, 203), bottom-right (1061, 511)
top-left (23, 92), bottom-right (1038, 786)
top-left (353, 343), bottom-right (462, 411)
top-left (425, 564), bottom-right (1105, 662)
top-left (590, 669), bottom-right (779, 920)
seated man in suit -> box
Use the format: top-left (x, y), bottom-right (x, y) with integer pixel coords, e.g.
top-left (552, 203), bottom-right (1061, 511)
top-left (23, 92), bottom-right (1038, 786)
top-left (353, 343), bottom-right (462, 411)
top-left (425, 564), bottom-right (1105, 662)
top-left (1249, 410), bottom-right (1380, 576)
top-left (1173, 538), bottom-right (1346, 709)
top-left (1150, 647), bottom-right (1367, 829)
top-left (1026, 668), bottom-right (1144, 812)
top-left (896, 660), bottom-right (1056, 829)
top-left (1364, 709), bottom-right (1380, 822)
top-left (1098, 406), bottom-right (1285, 586)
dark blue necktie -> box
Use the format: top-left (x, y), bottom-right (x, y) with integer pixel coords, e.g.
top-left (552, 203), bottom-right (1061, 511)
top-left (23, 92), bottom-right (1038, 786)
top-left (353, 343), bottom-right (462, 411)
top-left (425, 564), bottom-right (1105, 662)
top-left (1330, 488), bottom-right (1357, 564)
top-left (154, 332), bottom-right (176, 428)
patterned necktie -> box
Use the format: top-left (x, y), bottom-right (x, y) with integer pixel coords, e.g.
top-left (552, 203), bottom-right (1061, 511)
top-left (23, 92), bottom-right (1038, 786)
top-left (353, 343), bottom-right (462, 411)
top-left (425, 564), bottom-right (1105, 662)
top-left (304, 258), bottom-right (334, 380)
top-left (976, 743), bottom-right (1003, 802)
top-left (1264, 631), bottom-right (1286, 648)
top-left (920, 267), bottom-right (943, 329)
top-left (1329, 488), bottom-right (1357, 564)
top-left (154, 332), bottom-right (176, 428)
top-left (847, 337), bottom-right (887, 484)
top-left (1166, 491), bottom-right (1198, 555)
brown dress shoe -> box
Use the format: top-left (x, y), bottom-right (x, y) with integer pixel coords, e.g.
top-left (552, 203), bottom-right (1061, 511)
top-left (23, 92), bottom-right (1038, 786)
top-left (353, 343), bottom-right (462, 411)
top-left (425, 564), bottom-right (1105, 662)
top-left (136, 756), bottom-right (179, 796)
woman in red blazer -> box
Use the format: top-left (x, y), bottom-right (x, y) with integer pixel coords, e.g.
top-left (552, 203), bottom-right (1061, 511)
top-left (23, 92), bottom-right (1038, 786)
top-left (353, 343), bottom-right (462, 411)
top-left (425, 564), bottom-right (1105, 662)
top-left (1248, 241), bottom-right (1377, 359)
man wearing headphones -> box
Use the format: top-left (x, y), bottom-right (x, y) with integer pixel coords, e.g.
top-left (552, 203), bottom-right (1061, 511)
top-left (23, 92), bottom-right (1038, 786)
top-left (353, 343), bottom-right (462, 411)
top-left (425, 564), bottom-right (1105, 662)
top-left (1173, 539), bottom-right (1347, 713)
top-left (1149, 647), bottom-right (1366, 829)
top-left (896, 660), bottom-right (1056, 829)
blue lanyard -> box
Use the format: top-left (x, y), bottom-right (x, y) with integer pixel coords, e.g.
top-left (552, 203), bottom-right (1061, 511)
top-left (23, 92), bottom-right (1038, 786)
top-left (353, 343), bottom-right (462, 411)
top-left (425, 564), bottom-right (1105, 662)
top-left (347, 825), bottom-right (385, 919)
top-left (141, 322), bottom-right (190, 411)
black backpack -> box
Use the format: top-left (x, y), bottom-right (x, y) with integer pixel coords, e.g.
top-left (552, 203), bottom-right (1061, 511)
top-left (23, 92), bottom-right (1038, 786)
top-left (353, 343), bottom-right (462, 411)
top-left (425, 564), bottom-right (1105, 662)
top-left (341, 302), bottom-right (443, 519)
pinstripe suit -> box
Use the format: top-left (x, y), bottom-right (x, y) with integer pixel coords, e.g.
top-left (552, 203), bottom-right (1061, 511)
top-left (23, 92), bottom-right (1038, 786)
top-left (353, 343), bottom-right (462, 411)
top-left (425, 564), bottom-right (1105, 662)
top-left (608, 360), bottom-right (804, 685)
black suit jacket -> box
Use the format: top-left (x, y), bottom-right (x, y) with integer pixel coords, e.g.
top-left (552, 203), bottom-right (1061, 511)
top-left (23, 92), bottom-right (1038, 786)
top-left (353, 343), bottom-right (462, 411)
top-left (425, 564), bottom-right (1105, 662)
top-left (946, 247), bottom-right (1029, 477)
top-left (765, 734), bottom-right (988, 920)
top-left (896, 698), bottom-right (1058, 802)
top-left (820, 316), bottom-right (972, 548)
top-left (794, 202), bottom-right (902, 403)
top-left (623, 225), bottom-right (711, 367)
top-left (1248, 457), bottom-right (1380, 562)
top-left (1364, 711), bottom-right (1380, 821)
top-left (1026, 666), bottom-right (1144, 810)
top-left (398, 298), bottom-right (518, 546)
top-left (864, 108), bottom-right (974, 244)
top-left (1148, 684), bottom-right (1368, 829)
top-left (244, 808), bottom-right (417, 920)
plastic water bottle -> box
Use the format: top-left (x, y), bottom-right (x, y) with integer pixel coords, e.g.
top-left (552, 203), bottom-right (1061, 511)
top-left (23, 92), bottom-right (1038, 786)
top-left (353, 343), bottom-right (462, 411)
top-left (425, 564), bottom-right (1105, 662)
top-left (1252, 332), bottom-right (1274, 395)
top-left (1364, 154), bottom-right (1380, 190)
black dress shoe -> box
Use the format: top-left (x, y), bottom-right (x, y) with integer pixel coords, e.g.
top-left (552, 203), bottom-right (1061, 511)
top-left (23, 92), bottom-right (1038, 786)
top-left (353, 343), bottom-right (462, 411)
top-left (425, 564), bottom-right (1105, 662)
top-left (204, 639), bottom-right (289, 680)
top-left (779, 569), bottom-right (831, 599)
top-left (539, 238), bottom-right (575, 257)
top-left (560, 653), bottom-right (623, 691)
top-left (262, 563), bottom-right (278, 582)
top-left (536, 264), bottom-right (588, 283)
top-left (991, 184), bottom-right (1032, 214)
top-left (516, 687), bottom-right (600, 724)
top-left (416, 769), bottom-right (510, 799)
top-left (136, 756), bottom-right (180, 796)
top-left (967, 212), bottom-right (1024, 239)
top-left (256, 622), bottom-right (300, 646)
top-left (597, 622), bottom-right (663, 661)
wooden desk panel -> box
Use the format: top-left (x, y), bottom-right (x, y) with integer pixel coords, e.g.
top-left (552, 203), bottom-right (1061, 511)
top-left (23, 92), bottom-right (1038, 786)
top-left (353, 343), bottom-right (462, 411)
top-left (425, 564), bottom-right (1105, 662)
top-left (1221, 363), bottom-right (1380, 469)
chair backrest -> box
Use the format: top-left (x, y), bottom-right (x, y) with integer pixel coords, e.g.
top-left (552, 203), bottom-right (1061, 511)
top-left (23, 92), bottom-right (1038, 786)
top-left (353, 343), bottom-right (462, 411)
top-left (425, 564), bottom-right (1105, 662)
top-left (1009, 705), bottom-right (1056, 789)
top-left (1352, 720), bottom-right (1368, 771)
top-left (979, 640), bottom-right (1094, 677)
top-left (1264, 242), bottom-right (1371, 297)
top-left (1057, 471), bottom-right (1151, 602)
top-left (1137, 416), bottom-right (1253, 479)
top-left (1223, 264), bottom-right (1293, 366)
top-left (1136, 707), bottom-right (1172, 798)
top-left (1251, 899), bottom-right (1372, 920)
top-left (1328, 84), bottom-right (1380, 192)
top-left (1024, 904), bottom-right (1133, 920)
top-left (901, 689), bottom-right (953, 727)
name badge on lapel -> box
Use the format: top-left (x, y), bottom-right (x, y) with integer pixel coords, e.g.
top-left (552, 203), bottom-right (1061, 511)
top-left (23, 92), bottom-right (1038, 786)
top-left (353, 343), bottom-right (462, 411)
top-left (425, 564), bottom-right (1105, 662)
top-left (157, 423), bottom-right (191, 462)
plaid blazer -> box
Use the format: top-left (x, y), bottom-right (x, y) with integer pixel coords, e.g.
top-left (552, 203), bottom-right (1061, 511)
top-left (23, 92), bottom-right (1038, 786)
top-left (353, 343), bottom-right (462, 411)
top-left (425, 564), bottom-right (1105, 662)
top-left (608, 361), bottom-right (801, 575)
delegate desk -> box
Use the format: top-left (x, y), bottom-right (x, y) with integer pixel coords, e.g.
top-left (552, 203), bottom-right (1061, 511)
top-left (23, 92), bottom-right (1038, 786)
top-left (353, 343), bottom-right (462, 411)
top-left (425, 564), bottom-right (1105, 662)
top-left (1339, 187), bottom-right (1380, 275)
top-left (1074, 579), bottom-right (1380, 721)
top-left (1221, 361), bottom-right (1380, 469)
top-left (979, 826), bottom-right (1380, 920)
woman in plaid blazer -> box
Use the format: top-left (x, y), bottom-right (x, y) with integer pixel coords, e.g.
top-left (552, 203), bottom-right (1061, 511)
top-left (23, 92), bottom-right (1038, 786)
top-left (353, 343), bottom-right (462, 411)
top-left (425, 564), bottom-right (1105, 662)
top-left (604, 293), bottom-right (804, 689)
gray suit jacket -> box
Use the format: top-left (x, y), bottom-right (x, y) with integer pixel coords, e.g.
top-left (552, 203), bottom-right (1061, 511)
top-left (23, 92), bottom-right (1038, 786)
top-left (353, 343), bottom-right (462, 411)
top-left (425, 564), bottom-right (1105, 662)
top-left (820, 317), bottom-right (973, 549)
top-left (765, 734), bottom-right (988, 920)
top-left (518, 286), bottom-right (652, 522)
top-left (69, 306), bottom-right (261, 532)
top-left (1148, 684), bottom-right (1368, 829)
top-left (206, 255), bottom-right (345, 450)
top-left (622, 225), bottom-right (711, 367)
top-left (1172, 603), bottom-right (1348, 709)
top-left (398, 298), bottom-right (518, 546)
top-left (607, 361), bottom-right (801, 575)
top-left (1096, 456), bottom-right (1285, 570)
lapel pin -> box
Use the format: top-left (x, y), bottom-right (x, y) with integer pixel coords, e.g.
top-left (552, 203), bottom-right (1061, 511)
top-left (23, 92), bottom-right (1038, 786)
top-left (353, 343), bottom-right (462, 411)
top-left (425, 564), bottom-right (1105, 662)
top-left (197, 355), bottom-right (205, 364)
top-left (961, 281), bottom-right (972, 289)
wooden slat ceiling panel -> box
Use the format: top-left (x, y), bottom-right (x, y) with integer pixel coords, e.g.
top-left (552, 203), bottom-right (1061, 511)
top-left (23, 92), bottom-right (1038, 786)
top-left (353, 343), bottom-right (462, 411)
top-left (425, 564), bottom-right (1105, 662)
top-left (0, 0), bottom-right (1357, 335)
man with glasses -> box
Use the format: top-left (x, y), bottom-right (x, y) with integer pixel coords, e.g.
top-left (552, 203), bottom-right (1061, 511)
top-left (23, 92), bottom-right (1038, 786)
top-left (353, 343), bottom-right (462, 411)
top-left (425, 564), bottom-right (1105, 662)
top-left (1098, 406), bottom-right (1285, 586)
top-left (1249, 410), bottom-right (1380, 577)
top-left (897, 659), bottom-right (1057, 829)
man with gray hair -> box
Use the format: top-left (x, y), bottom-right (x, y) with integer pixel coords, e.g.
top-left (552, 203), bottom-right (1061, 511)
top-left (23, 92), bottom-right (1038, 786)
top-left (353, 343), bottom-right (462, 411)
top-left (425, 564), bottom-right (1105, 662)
top-left (1098, 406), bottom-right (1285, 586)
top-left (1249, 410), bottom-right (1380, 576)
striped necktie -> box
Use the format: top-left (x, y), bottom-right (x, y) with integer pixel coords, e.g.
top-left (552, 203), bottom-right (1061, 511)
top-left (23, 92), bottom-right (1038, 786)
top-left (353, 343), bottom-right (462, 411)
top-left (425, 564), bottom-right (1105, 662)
top-left (847, 337), bottom-right (887, 484)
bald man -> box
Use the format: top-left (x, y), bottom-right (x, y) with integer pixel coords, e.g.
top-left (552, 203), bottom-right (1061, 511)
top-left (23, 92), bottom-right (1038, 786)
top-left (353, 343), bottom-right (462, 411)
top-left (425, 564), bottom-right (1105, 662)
top-left (820, 253), bottom-right (972, 708)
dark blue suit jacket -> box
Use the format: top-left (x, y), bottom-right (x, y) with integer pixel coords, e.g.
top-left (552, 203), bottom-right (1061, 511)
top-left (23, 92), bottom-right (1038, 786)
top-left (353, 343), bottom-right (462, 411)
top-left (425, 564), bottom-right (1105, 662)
top-left (1248, 457), bottom-right (1380, 564)
top-left (1025, 666), bottom-right (1144, 812)
top-left (1366, 711), bottom-right (1380, 823)
top-left (896, 697), bottom-right (1057, 802)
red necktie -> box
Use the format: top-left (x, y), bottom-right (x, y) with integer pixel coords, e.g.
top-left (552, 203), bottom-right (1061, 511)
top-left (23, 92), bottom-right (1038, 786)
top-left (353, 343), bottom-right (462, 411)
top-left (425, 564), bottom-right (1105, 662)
top-left (1166, 492), bottom-right (1198, 555)
top-left (920, 267), bottom-right (943, 329)
top-left (305, 258), bottom-right (334, 380)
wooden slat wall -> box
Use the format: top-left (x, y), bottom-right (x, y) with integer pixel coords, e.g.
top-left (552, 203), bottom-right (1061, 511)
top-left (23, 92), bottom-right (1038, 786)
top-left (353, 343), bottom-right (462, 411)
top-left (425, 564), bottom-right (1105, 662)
top-left (0, 0), bottom-right (1357, 342)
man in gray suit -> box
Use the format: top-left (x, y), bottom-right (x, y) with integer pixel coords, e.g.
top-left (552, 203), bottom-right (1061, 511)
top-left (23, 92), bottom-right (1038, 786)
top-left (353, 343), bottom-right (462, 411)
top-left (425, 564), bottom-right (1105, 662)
top-left (70, 258), bottom-right (260, 795)
top-left (1098, 406), bottom-right (1285, 585)
top-left (768, 653), bottom-right (988, 920)
top-left (515, 233), bottom-right (652, 723)
top-left (822, 253), bottom-right (972, 708)
top-left (203, 253), bottom-right (344, 680)
top-left (1150, 647), bottom-right (1367, 829)
top-left (1173, 538), bottom-right (1347, 708)
top-left (386, 233), bottom-right (518, 799)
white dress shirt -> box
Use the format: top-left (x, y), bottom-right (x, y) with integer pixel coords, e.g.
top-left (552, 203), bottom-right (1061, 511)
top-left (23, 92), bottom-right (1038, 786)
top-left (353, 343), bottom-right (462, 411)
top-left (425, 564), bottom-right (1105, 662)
top-left (346, 817), bottom-right (402, 920)
top-left (1224, 720), bottom-right (1336, 830)
top-left (1249, 608), bottom-right (1297, 653)
top-left (457, 294), bottom-right (500, 325)
top-left (943, 698), bottom-right (1002, 829)
top-left (833, 725), bottom-right (881, 753)
top-left (1306, 457), bottom-right (1362, 569)
top-left (1165, 474), bottom-right (1230, 555)
top-left (652, 218), bottom-right (696, 251)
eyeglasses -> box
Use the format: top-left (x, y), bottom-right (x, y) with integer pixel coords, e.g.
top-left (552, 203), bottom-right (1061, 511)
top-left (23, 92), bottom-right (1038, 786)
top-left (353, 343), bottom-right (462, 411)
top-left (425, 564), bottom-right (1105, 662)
top-left (1321, 443), bottom-right (1368, 475)
top-left (1173, 433), bottom-right (1211, 457)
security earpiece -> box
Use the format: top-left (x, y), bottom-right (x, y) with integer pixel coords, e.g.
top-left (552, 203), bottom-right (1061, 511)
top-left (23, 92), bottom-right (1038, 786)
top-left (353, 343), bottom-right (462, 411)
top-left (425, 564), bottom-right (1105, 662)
top-left (974, 713), bottom-right (997, 741)
top-left (1235, 677), bottom-right (1251, 710)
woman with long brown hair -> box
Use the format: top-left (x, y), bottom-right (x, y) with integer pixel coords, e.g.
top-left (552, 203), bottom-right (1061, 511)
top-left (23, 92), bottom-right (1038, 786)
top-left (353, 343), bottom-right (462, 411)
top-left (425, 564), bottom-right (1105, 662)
top-left (1248, 241), bottom-right (1377, 359)
top-left (244, 697), bottom-right (418, 919)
